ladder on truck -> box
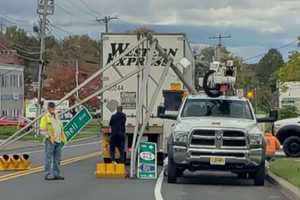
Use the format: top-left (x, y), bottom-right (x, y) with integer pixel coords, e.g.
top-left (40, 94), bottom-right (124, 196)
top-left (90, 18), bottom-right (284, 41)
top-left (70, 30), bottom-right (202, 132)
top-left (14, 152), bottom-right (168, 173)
top-left (0, 33), bottom-right (197, 178)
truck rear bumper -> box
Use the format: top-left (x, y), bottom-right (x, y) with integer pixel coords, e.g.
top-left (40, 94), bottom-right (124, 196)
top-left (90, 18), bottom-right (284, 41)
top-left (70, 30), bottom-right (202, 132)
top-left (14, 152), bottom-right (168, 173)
top-left (172, 146), bottom-right (264, 169)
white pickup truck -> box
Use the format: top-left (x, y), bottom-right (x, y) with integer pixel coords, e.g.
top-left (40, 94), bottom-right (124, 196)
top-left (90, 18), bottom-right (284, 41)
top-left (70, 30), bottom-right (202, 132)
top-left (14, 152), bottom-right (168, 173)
top-left (158, 94), bottom-right (277, 185)
top-left (274, 117), bottom-right (300, 157)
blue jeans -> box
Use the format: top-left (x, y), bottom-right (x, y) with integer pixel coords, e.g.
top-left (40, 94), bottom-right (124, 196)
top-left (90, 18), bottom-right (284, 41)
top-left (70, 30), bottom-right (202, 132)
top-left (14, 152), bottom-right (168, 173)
top-left (44, 139), bottom-right (62, 177)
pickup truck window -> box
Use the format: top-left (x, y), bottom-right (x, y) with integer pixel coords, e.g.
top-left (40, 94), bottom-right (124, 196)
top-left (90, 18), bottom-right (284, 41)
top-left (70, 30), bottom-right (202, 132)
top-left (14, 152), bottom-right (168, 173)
top-left (181, 99), bottom-right (253, 120)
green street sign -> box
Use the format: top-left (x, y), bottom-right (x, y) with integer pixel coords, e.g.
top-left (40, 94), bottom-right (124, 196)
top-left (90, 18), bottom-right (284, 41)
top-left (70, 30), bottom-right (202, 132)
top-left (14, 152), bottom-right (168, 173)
top-left (137, 142), bottom-right (157, 179)
top-left (63, 106), bottom-right (92, 143)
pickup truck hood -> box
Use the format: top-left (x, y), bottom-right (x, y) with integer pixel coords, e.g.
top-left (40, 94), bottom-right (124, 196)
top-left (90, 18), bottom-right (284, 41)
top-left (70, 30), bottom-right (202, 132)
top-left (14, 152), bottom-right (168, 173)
top-left (174, 117), bottom-right (260, 133)
top-left (275, 117), bottom-right (300, 126)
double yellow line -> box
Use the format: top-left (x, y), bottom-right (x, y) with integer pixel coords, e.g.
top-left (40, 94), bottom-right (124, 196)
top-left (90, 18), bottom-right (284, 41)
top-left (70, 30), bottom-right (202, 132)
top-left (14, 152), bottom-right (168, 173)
top-left (0, 151), bottom-right (101, 182)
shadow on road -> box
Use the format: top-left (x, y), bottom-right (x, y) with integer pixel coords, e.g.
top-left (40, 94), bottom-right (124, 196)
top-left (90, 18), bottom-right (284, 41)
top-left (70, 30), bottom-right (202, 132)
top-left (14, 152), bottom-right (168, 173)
top-left (176, 171), bottom-right (255, 186)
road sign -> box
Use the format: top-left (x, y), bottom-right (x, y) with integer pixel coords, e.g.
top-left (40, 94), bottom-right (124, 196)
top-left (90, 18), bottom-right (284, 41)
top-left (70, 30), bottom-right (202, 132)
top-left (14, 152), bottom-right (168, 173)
top-left (63, 106), bottom-right (92, 143)
top-left (137, 142), bottom-right (157, 179)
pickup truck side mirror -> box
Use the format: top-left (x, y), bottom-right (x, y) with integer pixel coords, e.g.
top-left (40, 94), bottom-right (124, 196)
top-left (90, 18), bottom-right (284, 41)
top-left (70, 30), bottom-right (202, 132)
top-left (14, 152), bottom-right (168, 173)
top-left (257, 110), bottom-right (278, 123)
top-left (157, 105), bottom-right (177, 120)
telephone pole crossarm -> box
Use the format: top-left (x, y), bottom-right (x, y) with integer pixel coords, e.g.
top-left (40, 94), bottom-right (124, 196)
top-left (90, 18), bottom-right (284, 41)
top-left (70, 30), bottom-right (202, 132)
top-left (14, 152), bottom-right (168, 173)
top-left (96, 16), bottom-right (119, 33)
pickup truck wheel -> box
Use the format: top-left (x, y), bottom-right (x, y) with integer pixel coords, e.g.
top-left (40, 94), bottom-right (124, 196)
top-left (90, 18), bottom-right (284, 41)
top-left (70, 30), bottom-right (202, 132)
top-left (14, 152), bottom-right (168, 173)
top-left (167, 155), bottom-right (177, 183)
top-left (254, 162), bottom-right (265, 186)
top-left (283, 136), bottom-right (300, 157)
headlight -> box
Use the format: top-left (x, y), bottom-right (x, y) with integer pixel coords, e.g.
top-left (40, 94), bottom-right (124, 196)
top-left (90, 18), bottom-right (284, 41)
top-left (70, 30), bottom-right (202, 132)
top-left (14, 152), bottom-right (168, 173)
top-left (173, 131), bottom-right (189, 144)
top-left (249, 134), bottom-right (263, 146)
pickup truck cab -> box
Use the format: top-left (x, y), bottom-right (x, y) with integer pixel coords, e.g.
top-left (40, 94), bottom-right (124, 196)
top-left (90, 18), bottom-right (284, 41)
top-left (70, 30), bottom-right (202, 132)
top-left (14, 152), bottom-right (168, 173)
top-left (161, 95), bottom-right (268, 185)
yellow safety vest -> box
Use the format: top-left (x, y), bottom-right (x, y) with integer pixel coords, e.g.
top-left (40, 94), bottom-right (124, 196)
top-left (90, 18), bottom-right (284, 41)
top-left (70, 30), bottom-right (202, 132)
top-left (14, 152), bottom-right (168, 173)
top-left (39, 112), bottom-right (66, 144)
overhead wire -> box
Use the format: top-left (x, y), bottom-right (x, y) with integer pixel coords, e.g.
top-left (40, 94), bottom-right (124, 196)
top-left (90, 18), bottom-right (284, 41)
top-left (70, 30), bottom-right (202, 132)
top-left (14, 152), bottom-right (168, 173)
top-left (61, 0), bottom-right (99, 18)
top-left (77, 0), bottom-right (100, 17)
top-left (243, 39), bottom-right (298, 62)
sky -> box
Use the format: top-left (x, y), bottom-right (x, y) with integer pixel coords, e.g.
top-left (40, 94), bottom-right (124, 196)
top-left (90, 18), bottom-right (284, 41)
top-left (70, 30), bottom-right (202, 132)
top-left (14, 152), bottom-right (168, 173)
top-left (0, 0), bottom-right (300, 63)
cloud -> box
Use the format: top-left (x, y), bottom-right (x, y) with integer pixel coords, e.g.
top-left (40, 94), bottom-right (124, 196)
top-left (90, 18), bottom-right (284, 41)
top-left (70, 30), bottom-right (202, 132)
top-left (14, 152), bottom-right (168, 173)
top-left (0, 0), bottom-right (299, 62)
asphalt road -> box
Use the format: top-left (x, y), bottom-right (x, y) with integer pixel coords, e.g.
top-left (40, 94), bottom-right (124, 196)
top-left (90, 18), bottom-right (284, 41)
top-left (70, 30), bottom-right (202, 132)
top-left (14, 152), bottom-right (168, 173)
top-left (162, 171), bottom-right (289, 200)
top-left (0, 138), bottom-right (292, 200)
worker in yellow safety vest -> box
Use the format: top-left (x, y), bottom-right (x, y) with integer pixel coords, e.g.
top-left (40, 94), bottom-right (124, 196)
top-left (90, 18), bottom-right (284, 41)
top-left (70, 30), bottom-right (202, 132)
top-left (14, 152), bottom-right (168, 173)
top-left (39, 102), bottom-right (66, 181)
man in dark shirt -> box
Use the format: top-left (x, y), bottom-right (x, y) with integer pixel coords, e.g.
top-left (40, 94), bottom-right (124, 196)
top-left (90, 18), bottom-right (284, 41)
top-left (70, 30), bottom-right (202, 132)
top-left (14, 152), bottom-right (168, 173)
top-left (109, 106), bottom-right (126, 164)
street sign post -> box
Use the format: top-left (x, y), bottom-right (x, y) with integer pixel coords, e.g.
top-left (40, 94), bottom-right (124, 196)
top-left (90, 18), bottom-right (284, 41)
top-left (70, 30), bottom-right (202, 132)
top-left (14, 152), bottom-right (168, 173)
top-left (137, 142), bottom-right (157, 179)
top-left (63, 106), bottom-right (92, 144)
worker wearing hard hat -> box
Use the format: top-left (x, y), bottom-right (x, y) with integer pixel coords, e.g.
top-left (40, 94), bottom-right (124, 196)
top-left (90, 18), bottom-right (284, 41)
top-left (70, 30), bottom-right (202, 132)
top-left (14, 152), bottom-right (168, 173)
top-left (40, 102), bottom-right (66, 180)
top-left (264, 131), bottom-right (281, 161)
top-left (109, 106), bottom-right (126, 164)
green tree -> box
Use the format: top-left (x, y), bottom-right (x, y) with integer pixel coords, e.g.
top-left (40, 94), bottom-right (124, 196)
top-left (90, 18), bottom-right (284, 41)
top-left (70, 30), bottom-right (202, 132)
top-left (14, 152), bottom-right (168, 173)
top-left (277, 52), bottom-right (300, 82)
top-left (279, 105), bottom-right (299, 119)
top-left (256, 49), bottom-right (284, 91)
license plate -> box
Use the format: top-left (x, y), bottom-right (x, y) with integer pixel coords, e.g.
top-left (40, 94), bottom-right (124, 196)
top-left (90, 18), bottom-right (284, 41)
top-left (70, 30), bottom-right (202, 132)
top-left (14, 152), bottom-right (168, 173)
top-left (210, 157), bottom-right (225, 165)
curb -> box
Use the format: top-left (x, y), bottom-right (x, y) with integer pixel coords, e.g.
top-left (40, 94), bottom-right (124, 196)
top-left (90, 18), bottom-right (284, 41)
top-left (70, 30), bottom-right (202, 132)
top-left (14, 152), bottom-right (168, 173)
top-left (267, 171), bottom-right (300, 200)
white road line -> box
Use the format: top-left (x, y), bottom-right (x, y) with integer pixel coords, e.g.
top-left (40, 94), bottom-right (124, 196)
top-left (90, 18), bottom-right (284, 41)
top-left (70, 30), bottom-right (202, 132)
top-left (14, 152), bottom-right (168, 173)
top-left (12, 141), bottom-right (100, 155)
top-left (154, 169), bottom-right (165, 200)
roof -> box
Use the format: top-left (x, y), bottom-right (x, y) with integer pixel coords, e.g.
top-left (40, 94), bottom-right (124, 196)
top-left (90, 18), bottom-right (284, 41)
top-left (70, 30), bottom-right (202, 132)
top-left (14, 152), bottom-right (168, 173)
top-left (187, 94), bottom-right (248, 101)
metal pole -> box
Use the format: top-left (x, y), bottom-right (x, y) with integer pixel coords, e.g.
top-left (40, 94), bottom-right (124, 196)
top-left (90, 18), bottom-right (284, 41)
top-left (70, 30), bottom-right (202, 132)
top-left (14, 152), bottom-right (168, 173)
top-left (145, 33), bottom-right (197, 94)
top-left (133, 60), bottom-right (171, 178)
top-left (105, 16), bottom-right (108, 33)
top-left (130, 40), bottom-right (157, 178)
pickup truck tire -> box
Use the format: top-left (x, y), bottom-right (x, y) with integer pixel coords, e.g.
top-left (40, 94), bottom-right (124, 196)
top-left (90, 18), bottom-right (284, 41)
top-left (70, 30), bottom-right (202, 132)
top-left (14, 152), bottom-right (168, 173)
top-left (254, 161), bottom-right (265, 186)
top-left (283, 136), bottom-right (300, 157)
top-left (167, 155), bottom-right (177, 183)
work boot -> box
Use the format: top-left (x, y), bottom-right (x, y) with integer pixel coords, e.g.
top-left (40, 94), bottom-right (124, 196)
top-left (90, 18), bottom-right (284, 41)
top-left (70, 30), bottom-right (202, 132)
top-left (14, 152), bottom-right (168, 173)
top-left (54, 176), bottom-right (65, 180)
top-left (44, 175), bottom-right (55, 181)
top-left (112, 161), bottom-right (118, 165)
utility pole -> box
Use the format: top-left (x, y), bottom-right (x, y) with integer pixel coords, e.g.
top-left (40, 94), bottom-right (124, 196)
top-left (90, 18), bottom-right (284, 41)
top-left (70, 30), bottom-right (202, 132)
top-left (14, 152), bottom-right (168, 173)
top-left (75, 59), bottom-right (79, 98)
top-left (209, 34), bottom-right (231, 61)
top-left (96, 15), bottom-right (119, 132)
top-left (0, 18), bottom-right (4, 35)
top-left (96, 16), bottom-right (119, 32)
top-left (36, 0), bottom-right (54, 123)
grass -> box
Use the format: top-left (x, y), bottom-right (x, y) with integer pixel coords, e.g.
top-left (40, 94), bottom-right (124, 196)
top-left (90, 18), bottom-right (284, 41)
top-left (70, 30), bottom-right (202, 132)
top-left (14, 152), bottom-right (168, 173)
top-left (270, 158), bottom-right (300, 188)
top-left (72, 120), bottom-right (100, 140)
top-left (0, 120), bottom-right (100, 141)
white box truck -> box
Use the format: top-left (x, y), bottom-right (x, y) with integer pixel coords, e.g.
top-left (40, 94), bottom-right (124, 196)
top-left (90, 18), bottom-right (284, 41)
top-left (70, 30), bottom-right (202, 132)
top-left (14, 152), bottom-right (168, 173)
top-left (101, 33), bottom-right (195, 163)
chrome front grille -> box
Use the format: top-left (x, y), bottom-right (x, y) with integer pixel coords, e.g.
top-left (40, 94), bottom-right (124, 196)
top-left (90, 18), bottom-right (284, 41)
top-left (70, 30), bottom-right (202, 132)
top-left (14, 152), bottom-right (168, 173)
top-left (190, 129), bottom-right (247, 148)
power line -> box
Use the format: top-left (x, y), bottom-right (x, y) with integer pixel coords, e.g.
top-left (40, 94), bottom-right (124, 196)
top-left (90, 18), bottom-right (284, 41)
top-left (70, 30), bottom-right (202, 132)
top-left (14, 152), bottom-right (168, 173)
top-left (13, 46), bottom-right (40, 55)
top-left (209, 34), bottom-right (232, 47)
top-left (16, 53), bottom-right (40, 62)
top-left (55, 4), bottom-right (74, 17)
top-left (62, 0), bottom-right (98, 18)
top-left (49, 22), bottom-right (73, 35)
top-left (243, 39), bottom-right (298, 62)
top-left (78, 0), bottom-right (100, 17)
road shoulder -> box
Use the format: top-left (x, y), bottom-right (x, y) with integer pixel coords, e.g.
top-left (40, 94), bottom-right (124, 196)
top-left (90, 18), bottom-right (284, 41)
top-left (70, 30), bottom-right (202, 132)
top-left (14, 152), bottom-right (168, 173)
top-left (267, 171), bottom-right (300, 200)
